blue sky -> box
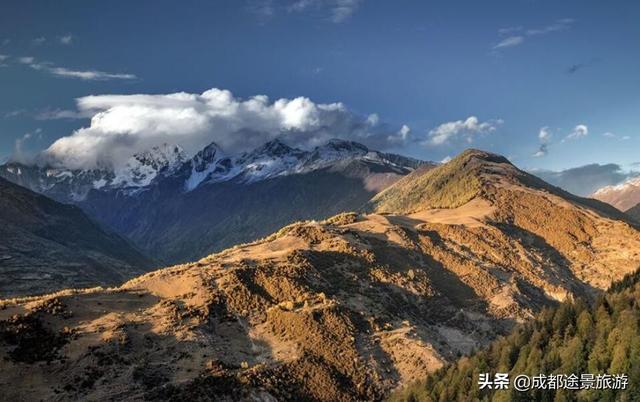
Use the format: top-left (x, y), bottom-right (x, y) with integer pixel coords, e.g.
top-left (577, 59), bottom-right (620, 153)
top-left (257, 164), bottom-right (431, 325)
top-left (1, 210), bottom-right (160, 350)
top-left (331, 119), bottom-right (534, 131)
top-left (1, 0), bottom-right (639, 176)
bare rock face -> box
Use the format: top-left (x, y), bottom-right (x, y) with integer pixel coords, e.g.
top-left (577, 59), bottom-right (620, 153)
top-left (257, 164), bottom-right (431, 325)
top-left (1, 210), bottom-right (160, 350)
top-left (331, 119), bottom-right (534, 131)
top-left (2, 149), bottom-right (640, 401)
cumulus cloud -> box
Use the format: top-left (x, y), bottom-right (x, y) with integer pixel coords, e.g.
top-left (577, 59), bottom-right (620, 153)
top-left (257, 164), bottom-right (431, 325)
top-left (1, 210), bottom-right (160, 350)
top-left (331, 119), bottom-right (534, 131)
top-left (387, 124), bottom-right (411, 144)
top-left (538, 127), bottom-right (552, 142)
top-left (532, 163), bottom-right (636, 196)
top-left (426, 116), bottom-right (503, 146)
top-left (17, 56), bottom-right (136, 81)
top-left (366, 113), bottom-right (379, 126)
top-left (565, 124), bottom-right (588, 140)
top-left (39, 88), bottom-right (409, 170)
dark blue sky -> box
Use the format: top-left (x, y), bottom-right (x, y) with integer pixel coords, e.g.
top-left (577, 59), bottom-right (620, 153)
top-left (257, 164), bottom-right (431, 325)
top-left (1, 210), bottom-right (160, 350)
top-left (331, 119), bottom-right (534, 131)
top-left (1, 0), bottom-right (639, 172)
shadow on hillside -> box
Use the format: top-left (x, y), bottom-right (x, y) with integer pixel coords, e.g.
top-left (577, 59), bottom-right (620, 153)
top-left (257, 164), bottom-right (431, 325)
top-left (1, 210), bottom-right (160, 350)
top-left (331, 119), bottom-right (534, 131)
top-left (493, 223), bottom-right (600, 299)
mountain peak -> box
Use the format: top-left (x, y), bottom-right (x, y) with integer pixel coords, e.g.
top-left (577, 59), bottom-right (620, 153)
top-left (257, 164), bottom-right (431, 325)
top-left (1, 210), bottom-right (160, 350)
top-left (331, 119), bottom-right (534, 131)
top-left (133, 143), bottom-right (187, 169)
top-left (323, 138), bottom-right (369, 153)
top-left (255, 138), bottom-right (296, 157)
top-left (452, 148), bottom-right (512, 166)
top-left (192, 141), bottom-right (224, 172)
top-left (368, 148), bottom-right (513, 214)
top-left (112, 143), bottom-right (187, 189)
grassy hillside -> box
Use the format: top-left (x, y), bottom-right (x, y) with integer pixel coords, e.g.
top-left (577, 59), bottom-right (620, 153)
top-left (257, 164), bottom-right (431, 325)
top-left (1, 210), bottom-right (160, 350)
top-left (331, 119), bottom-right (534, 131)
top-left (0, 177), bottom-right (154, 297)
top-left (368, 150), bottom-right (507, 214)
top-left (390, 269), bottom-right (640, 402)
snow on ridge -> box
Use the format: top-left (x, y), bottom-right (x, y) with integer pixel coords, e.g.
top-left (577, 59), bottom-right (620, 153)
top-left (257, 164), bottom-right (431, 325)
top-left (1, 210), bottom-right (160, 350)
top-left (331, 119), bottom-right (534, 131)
top-left (1, 138), bottom-right (422, 198)
top-left (594, 176), bottom-right (640, 195)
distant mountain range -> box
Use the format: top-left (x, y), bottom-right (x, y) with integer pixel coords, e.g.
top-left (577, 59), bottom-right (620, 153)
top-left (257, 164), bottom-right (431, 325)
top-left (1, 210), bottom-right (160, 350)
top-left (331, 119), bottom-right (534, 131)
top-left (592, 176), bottom-right (640, 212)
top-left (627, 203), bottom-right (640, 222)
top-left (0, 177), bottom-right (153, 297)
top-left (0, 138), bottom-right (429, 263)
top-left (2, 149), bottom-right (640, 401)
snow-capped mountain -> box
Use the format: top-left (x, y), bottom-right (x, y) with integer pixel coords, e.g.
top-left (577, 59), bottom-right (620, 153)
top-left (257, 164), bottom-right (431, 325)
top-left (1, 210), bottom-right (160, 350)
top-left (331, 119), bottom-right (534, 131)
top-left (592, 176), bottom-right (640, 211)
top-left (0, 138), bottom-right (429, 264)
top-left (0, 143), bottom-right (187, 202)
top-left (0, 138), bottom-right (422, 203)
top-left (112, 143), bottom-right (187, 189)
top-left (180, 138), bottom-right (423, 192)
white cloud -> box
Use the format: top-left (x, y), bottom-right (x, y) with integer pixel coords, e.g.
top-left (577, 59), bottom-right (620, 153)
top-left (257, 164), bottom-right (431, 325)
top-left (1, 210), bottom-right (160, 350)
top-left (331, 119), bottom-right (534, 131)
top-left (426, 116), bottom-right (503, 146)
top-left (565, 124), bottom-right (588, 140)
top-left (49, 66), bottom-right (136, 80)
top-left (35, 108), bottom-right (92, 120)
top-left (247, 0), bottom-right (275, 20)
top-left (526, 18), bottom-right (574, 36)
top-left (287, 0), bottom-right (362, 23)
top-left (533, 127), bottom-right (552, 157)
top-left (32, 37), bottom-right (46, 46)
top-left (59, 35), bottom-right (73, 45)
top-left (17, 56), bottom-right (136, 80)
top-left (492, 19), bottom-right (574, 51)
top-left (387, 124), bottom-right (411, 144)
top-left (538, 126), bottom-right (552, 142)
top-left (498, 26), bottom-right (523, 35)
top-left (602, 132), bottom-right (631, 141)
top-left (13, 128), bottom-right (42, 164)
top-left (533, 143), bottom-right (548, 157)
top-left (366, 113), bottom-right (379, 126)
top-left (493, 36), bottom-right (524, 49)
top-left (39, 88), bottom-right (405, 170)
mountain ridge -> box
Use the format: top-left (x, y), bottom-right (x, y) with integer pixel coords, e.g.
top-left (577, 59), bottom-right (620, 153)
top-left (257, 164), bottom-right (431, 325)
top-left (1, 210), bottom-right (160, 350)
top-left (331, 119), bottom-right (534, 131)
top-left (0, 177), bottom-right (155, 297)
top-left (0, 138), bottom-right (425, 203)
top-left (2, 148), bottom-right (640, 400)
